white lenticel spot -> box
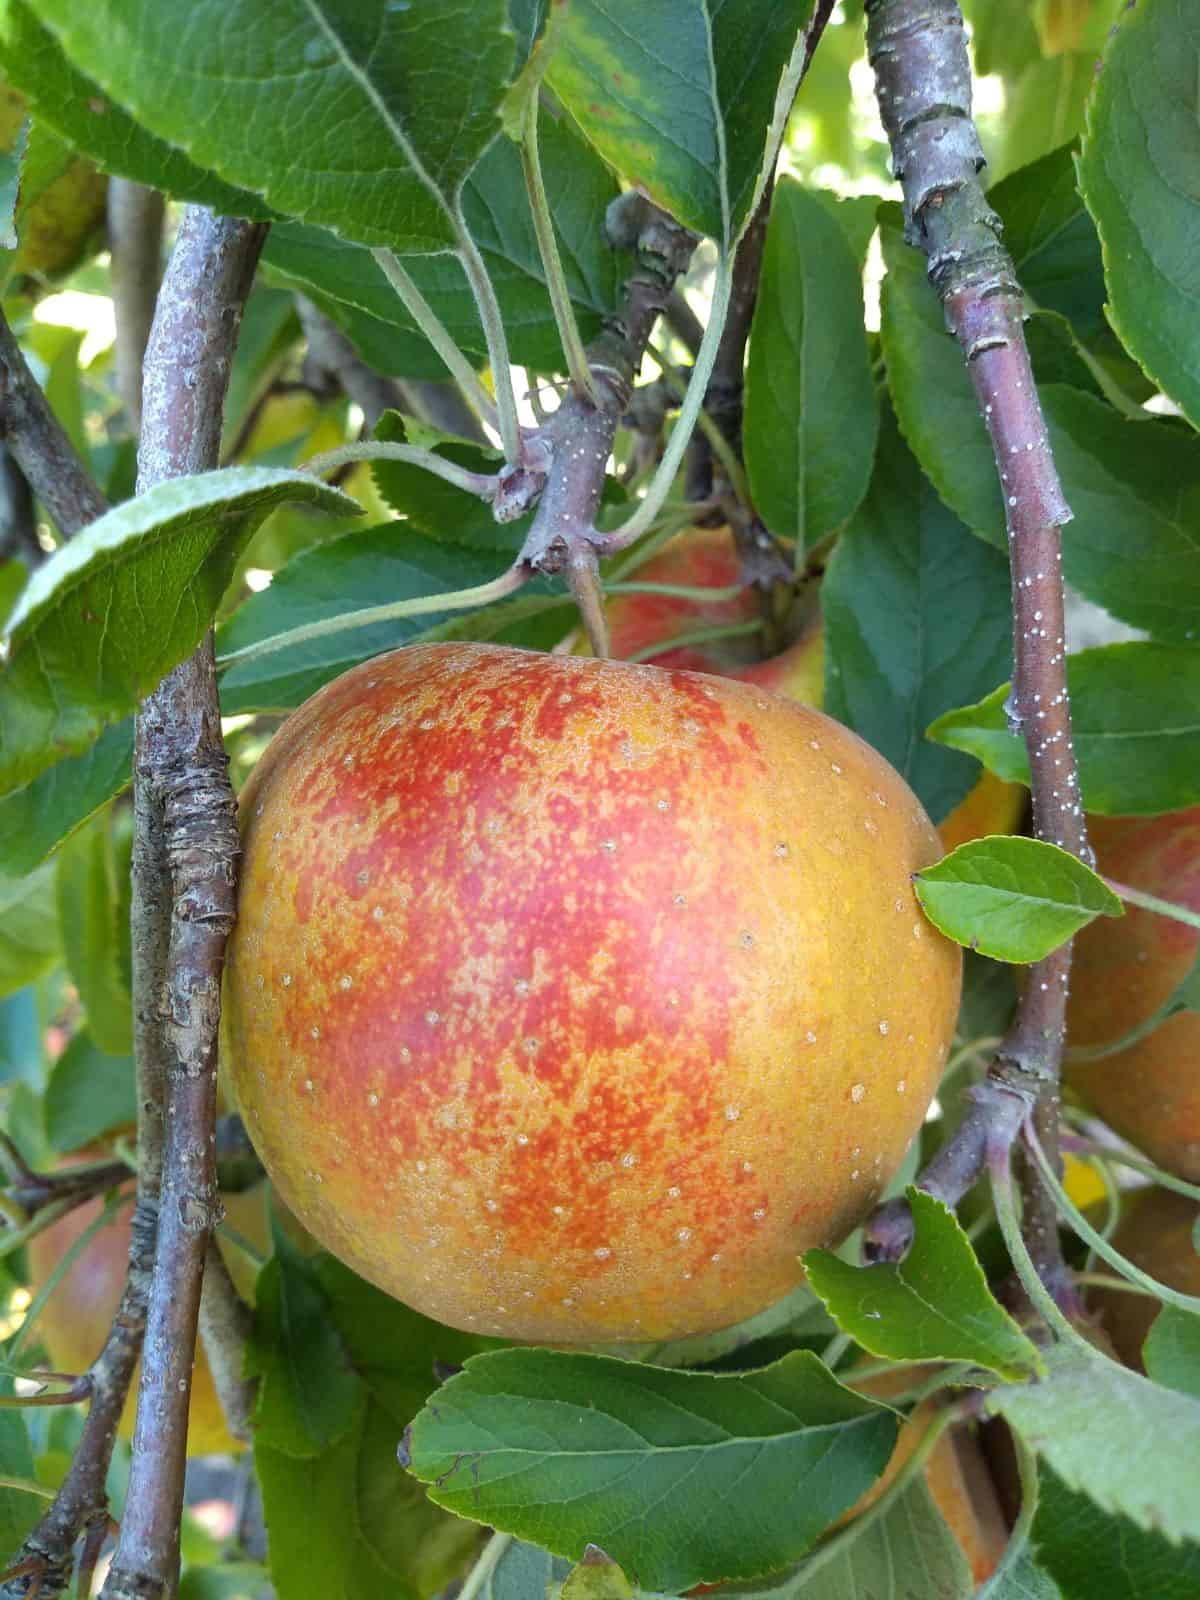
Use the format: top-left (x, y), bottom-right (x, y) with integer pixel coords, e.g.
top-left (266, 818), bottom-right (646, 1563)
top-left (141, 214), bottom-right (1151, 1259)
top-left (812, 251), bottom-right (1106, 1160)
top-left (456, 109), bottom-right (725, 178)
top-left (667, 1185), bottom-right (682, 1199)
top-left (516, 1133), bottom-right (529, 1146)
top-left (851, 1083), bottom-right (866, 1103)
top-left (367, 1092), bottom-right (379, 1107)
top-left (339, 975), bottom-right (353, 990)
top-left (372, 906), bottom-right (384, 921)
top-left (752, 1207), bottom-right (766, 1221)
top-left (677, 1228), bottom-right (693, 1243)
top-left (304, 1079), bottom-right (314, 1093)
top-left (594, 1246), bottom-right (612, 1260)
top-left (805, 1030), bottom-right (817, 1045)
top-left (725, 1105), bottom-right (741, 1121)
top-left (897, 1079), bottom-right (907, 1094)
top-left (426, 1010), bottom-right (440, 1025)
top-left (281, 973), bottom-right (292, 988)
top-left (878, 1020), bottom-right (890, 1036)
top-left (620, 1152), bottom-right (637, 1169)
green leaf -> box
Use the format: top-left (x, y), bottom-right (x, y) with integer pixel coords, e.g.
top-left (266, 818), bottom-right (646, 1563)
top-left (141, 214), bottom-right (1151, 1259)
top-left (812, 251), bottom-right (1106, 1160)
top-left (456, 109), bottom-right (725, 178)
top-left (1144, 1307), bottom-right (1200, 1402)
top-left (216, 526), bottom-right (571, 714)
top-left (0, 718), bottom-right (132, 877)
top-left (345, 1400), bottom-right (482, 1598)
top-left (263, 114), bottom-right (629, 380)
top-left (715, 1476), bottom-right (976, 1599)
top-left (54, 810), bottom-right (131, 1056)
top-left (1032, 1461), bottom-right (1200, 1600)
top-left (744, 178), bottom-right (879, 552)
top-left (821, 407), bottom-right (1011, 825)
top-left (0, 0), bottom-right (266, 215)
top-left (0, 1408), bottom-right (40, 1557)
top-left (404, 1347), bottom-right (899, 1591)
top-left (965, 0), bottom-right (1041, 79)
top-left (0, 861), bottom-right (58, 999)
top-left (0, 559), bottom-right (26, 629)
top-left (988, 1346), bottom-right (1200, 1547)
top-left (914, 838), bottom-right (1122, 963)
top-left (254, 1281), bottom-right (481, 1600)
top-left (881, 216), bottom-right (1200, 642)
top-left (255, 1404), bottom-right (396, 1600)
top-left (0, 467), bottom-right (356, 795)
top-left (993, 52), bottom-right (1094, 182)
top-left (370, 429), bottom-right (514, 550)
top-left (245, 1228), bottom-right (363, 1458)
top-left (29, 0), bottom-right (515, 253)
top-left (804, 1189), bottom-right (1040, 1379)
top-left (312, 1254), bottom-right (489, 1424)
top-left (1078, 0), bottom-right (1200, 430)
top-left (545, 0), bottom-right (805, 245)
top-left (988, 143), bottom-right (1106, 345)
top-left (43, 1030), bottom-right (135, 1153)
top-left (178, 1565), bottom-right (272, 1600)
top-left (929, 644), bottom-right (1200, 817)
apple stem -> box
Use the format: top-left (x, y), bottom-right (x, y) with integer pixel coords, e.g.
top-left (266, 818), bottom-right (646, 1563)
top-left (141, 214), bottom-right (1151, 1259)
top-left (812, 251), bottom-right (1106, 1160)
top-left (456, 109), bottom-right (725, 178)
top-left (565, 543), bottom-right (611, 659)
top-left (863, 0), bottom-right (1090, 1309)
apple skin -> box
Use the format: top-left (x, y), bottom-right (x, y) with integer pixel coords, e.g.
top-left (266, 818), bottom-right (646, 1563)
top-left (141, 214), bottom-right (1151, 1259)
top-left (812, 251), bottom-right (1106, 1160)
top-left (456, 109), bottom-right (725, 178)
top-left (224, 641), bottom-right (961, 1344)
top-left (1065, 809), bottom-right (1200, 1181)
top-left (607, 525), bottom-right (1024, 851)
top-left (845, 1366), bottom-right (1008, 1583)
top-left (1087, 1187), bottom-right (1200, 1371)
top-left (28, 1178), bottom-right (270, 1456)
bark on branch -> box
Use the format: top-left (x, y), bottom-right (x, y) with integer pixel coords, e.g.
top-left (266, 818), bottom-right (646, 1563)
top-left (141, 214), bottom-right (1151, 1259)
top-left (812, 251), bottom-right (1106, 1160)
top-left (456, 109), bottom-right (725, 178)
top-left (100, 208), bottom-right (266, 1600)
top-left (0, 312), bottom-right (107, 538)
top-left (862, 0), bottom-right (1086, 1304)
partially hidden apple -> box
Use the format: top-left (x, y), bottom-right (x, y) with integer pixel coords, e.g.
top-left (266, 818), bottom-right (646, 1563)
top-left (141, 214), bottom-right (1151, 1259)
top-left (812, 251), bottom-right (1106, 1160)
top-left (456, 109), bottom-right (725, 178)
top-left (846, 1365), bottom-right (1008, 1584)
top-left (28, 1173), bottom-right (270, 1456)
top-left (224, 641), bottom-right (962, 1344)
top-left (606, 524), bottom-right (1024, 853)
top-left (1086, 1186), bottom-right (1200, 1371)
top-left (1066, 809), bottom-right (1200, 1181)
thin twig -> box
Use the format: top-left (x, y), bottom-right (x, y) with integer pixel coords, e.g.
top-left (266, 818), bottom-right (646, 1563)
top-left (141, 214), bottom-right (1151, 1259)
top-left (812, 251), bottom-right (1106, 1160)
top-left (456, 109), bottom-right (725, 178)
top-left (516, 194), bottom-right (699, 578)
top-left (0, 311), bottom-right (107, 538)
top-left (862, 0), bottom-right (1086, 1303)
top-left (100, 207), bottom-right (265, 1600)
top-left (294, 295), bottom-right (486, 441)
top-left (106, 179), bottom-right (165, 436)
top-left (196, 1243), bottom-right (257, 1445)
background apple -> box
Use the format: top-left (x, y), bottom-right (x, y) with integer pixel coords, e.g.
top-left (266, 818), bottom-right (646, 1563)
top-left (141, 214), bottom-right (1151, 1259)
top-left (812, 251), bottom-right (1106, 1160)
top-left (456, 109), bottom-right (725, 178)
top-left (606, 525), bottom-right (1024, 852)
top-left (1086, 1186), bottom-right (1200, 1371)
top-left (1066, 809), bottom-right (1200, 1181)
top-left (225, 641), bottom-right (962, 1345)
top-left (28, 1173), bottom-right (270, 1457)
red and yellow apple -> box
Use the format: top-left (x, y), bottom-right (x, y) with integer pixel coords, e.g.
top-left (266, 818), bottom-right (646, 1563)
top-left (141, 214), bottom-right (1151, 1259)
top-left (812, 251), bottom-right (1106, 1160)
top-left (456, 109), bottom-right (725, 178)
top-left (1066, 809), bottom-right (1200, 1181)
top-left (1086, 1186), bottom-right (1200, 1371)
top-left (28, 1174), bottom-right (270, 1456)
top-left (606, 525), bottom-right (1024, 853)
top-left (224, 641), bottom-right (961, 1344)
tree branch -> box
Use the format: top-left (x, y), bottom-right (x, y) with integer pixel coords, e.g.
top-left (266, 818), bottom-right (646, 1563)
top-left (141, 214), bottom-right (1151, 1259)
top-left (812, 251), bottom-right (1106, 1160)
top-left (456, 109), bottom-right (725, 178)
top-left (106, 179), bottom-right (165, 436)
top-left (294, 295), bottom-right (486, 442)
top-left (861, 0), bottom-right (1085, 1303)
top-left (100, 207), bottom-right (265, 1600)
top-left (0, 311), bottom-right (107, 538)
top-left (517, 195), bottom-right (698, 579)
